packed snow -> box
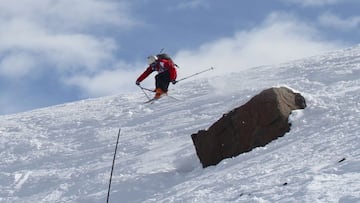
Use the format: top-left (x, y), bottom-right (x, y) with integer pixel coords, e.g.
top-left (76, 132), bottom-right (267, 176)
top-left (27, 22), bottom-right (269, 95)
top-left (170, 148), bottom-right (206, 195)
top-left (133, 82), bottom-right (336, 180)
top-left (0, 45), bottom-right (359, 203)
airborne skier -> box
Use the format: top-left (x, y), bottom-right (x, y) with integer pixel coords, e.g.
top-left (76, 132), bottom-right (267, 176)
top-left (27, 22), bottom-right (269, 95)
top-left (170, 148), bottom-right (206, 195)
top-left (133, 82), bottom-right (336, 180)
top-left (135, 54), bottom-right (177, 100)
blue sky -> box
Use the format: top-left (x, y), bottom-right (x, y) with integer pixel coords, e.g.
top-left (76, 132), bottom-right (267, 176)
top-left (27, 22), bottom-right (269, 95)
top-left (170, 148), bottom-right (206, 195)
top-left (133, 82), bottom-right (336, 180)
top-left (0, 0), bottom-right (359, 115)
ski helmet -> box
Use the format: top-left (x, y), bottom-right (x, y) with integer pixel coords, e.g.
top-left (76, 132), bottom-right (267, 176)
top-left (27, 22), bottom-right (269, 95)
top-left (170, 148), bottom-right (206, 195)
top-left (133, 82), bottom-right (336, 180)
top-left (147, 55), bottom-right (157, 65)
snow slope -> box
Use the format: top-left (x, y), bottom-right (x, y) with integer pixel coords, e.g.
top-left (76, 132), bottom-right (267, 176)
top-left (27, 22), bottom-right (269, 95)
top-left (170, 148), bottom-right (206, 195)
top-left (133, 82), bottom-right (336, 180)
top-left (1, 45), bottom-right (359, 203)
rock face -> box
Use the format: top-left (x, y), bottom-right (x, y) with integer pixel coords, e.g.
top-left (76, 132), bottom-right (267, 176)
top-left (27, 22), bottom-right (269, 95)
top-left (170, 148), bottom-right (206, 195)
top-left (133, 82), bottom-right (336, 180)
top-left (191, 87), bottom-right (306, 168)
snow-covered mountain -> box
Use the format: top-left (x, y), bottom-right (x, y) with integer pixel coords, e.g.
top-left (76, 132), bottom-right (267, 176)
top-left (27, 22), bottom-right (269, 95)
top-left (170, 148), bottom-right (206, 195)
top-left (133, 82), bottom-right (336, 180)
top-left (1, 45), bottom-right (359, 203)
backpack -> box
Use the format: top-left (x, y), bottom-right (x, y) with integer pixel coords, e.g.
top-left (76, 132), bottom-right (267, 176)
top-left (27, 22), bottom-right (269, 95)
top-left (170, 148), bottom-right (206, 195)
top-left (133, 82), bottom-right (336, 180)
top-left (156, 53), bottom-right (179, 68)
top-left (157, 53), bottom-right (173, 61)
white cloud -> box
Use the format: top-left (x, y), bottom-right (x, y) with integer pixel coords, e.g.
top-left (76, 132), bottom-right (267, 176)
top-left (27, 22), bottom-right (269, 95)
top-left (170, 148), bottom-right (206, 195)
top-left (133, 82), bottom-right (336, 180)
top-left (318, 12), bottom-right (360, 30)
top-left (0, 18), bottom-right (116, 73)
top-left (64, 61), bottom-right (147, 97)
top-left (0, 53), bottom-right (35, 78)
top-left (174, 12), bottom-right (343, 78)
top-left (0, 0), bottom-right (135, 31)
top-left (0, 0), bottom-right (135, 79)
top-left (280, 0), bottom-right (341, 6)
top-left (65, 70), bottom-right (127, 97)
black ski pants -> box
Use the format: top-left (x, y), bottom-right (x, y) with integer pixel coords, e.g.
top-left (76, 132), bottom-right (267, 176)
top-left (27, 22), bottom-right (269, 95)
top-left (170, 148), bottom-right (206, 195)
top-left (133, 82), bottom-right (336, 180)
top-left (155, 70), bottom-right (171, 93)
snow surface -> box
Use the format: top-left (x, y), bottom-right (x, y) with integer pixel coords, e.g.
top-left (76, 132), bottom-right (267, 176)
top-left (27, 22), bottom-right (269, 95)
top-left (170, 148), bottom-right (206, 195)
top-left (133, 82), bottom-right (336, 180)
top-left (1, 45), bottom-right (360, 203)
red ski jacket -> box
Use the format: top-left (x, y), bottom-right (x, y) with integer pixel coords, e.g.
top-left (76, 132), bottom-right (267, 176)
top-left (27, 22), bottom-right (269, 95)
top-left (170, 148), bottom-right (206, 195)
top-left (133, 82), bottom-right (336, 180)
top-left (136, 58), bottom-right (177, 83)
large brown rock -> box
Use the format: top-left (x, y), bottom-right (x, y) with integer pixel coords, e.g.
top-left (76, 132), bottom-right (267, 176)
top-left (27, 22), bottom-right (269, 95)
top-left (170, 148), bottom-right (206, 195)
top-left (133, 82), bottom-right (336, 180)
top-left (191, 87), bottom-right (306, 168)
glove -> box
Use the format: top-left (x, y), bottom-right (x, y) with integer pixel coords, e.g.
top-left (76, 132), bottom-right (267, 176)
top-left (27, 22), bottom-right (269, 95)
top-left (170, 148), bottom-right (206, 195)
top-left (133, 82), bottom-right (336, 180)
top-left (136, 81), bottom-right (140, 86)
top-left (172, 80), bottom-right (177, 85)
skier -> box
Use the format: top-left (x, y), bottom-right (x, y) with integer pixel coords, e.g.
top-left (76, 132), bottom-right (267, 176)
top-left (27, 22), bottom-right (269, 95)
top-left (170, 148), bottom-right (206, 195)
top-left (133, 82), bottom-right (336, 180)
top-left (136, 54), bottom-right (177, 99)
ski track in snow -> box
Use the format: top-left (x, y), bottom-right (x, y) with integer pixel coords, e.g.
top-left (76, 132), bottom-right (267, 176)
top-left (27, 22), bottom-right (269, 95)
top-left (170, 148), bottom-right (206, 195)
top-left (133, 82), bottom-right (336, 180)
top-left (0, 45), bottom-right (360, 202)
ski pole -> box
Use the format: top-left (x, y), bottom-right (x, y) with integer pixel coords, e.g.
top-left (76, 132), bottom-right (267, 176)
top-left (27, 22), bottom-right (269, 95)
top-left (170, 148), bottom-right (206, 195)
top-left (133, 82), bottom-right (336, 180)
top-left (176, 67), bottom-right (214, 83)
top-left (139, 85), bottom-right (155, 93)
top-left (138, 85), bottom-right (152, 100)
top-left (107, 128), bottom-right (121, 203)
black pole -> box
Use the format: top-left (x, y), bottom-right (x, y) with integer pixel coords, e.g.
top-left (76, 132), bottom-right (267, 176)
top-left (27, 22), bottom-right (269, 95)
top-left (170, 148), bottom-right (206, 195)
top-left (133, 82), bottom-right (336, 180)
top-left (107, 128), bottom-right (121, 203)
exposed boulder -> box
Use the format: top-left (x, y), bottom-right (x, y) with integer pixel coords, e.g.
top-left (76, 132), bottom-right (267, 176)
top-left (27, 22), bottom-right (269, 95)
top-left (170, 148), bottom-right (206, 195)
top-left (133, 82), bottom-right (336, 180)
top-left (191, 87), bottom-right (306, 168)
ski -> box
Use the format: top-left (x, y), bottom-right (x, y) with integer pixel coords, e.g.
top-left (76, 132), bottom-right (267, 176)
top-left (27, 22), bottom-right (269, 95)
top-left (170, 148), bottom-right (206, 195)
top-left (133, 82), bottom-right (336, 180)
top-left (166, 95), bottom-right (184, 101)
top-left (143, 97), bottom-right (159, 104)
top-left (143, 94), bottom-right (183, 104)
